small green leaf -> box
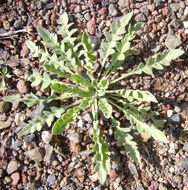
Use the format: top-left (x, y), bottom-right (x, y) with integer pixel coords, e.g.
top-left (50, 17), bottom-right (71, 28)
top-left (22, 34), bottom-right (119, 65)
top-left (143, 66), bottom-right (153, 76)
top-left (165, 49), bottom-right (184, 60)
top-left (52, 108), bottom-right (79, 134)
top-left (37, 27), bottom-right (58, 47)
top-left (80, 97), bottom-right (94, 108)
top-left (2, 67), bottom-right (7, 74)
top-left (57, 13), bottom-right (69, 26)
top-left (98, 78), bottom-right (109, 90)
top-left (2, 95), bottom-right (21, 102)
top-left (98, 98), bottom-right (112, 119)
top-left (51, 83), bottom-right (92, 97)
top-left (26, 40), bottom-right (41, 57)
top-left (72, 74), bottom-right (91, 88)
top-left (18, 117), bottom-right (45, 136)
top-left (82, 31), bottom-right (93, 52)
top-left (115, 125), bottom-right (141, 163)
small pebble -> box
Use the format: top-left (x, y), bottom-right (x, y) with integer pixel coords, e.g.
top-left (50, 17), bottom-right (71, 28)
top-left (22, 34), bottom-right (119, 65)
top-left (41, 131), bottom-right (52, 144)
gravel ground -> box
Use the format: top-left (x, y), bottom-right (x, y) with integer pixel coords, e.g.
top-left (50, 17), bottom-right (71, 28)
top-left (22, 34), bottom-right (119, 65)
top-left (0, 0), bottom-right (188, 189)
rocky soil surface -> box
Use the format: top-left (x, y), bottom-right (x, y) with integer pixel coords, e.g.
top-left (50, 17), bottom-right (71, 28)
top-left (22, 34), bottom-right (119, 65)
top-left (0, 0), bottom-right (188, 189)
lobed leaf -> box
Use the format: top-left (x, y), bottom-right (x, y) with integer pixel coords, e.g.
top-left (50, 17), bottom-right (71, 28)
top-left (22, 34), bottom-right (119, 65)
top-left (44, 62), bottom-right (71, 79)
top-left (80, 97), bottom-right (94, 109)
top-left (37, 27), bottom-right (58, 47)
top-left (125, 109), bottom-right (168, 143)
top-left (72, 74), bottom-right (91, 88)
top-left (98, 77), bottom-right (109, 90)
top-left (98, 98), bottom-right (112, 119)
top-left (92, 102), bottom-right (111, 184)
top-left (51, 83), bottom-right (93, 97)
top-left (82, 31), bottom-right (97, 75)
top-left (26, 40), bottom-right (41, 57)
top-left (108, 89), bottom-right (158, 103)
top-left (18, 106), bottom-right (65, 136)
top-left (2, 95), bottom-right (21, 103)
top-left (29, 70), bottom-right (57, 90)
top-left (111, 117), bottom-right (141, 163)
top-left (52, 107), bottom-right (80, 134)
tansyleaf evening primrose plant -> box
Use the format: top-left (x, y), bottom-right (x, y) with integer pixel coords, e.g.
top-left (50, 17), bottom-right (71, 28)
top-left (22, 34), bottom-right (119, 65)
top-left (3, 12), bottom-right (184, 183)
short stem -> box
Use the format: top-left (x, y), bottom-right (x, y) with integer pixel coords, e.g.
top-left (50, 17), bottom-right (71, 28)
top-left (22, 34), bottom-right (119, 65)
top-left (108, 99), bottom-right (124, 112)
top-left (109, 72), bottom-right (133, 85)
top-left (97, 56), bottom-right (107, 80)
top-left (104, 60), bottom-right (117, 78)
top-left (64, 99), bottom-right (82, 109)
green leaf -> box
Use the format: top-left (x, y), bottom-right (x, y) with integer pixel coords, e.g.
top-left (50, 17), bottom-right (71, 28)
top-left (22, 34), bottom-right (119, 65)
top-left (92, 102), bottom-right (111, 184)
top-left (51, 83), bottom-right (93, 97)
top-left (26, 40), bottom-right (41, 57)
top-left (2, 95), bottom-right (21, 103)
top-left (98, 98), bottom-right (112, 119)
top-left (109, 89), bottom-right (158, 103)
top-left (44, 62), bottom-right (71, 79)
top-left (98, 78), bottom-right (109, 90)
top-left (115, 124), bottom-right (141, 163)
top-left (72, 74), bottom-right (91, 88)
top-left (57, 13), bottom-right (69, 26)
top-left (18, 116), bottom-right (45, 136)
top-left (82, 31), bottom-right (97, 74)
top-left (82, 30), bottom-right (93, 52)
top-left (143, 66), bottom-right (153, 76)
top-left (2, 67), bottom-right (7, 74)
top-left (37, 27), bottom-right (58, 47)
top-left (80, 97), bottom-right (94, 108)
top-left (52, 108), bottom-right (80, 134)
top-left (165, 49), bottom-right (184, 60)
top-left (125, 109), bottom-right (168, 143)
top-left (29, 70), bottom-right (56, 90)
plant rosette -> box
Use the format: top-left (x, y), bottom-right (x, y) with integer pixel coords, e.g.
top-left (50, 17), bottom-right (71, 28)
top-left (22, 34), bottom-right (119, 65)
top-left (3, 12), bottom-right (184, 184)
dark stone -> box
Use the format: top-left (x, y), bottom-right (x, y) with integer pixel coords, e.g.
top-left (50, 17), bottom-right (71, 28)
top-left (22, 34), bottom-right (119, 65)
top-left (24, 134), bottom-right (35, 143)
top-left (90, 36), bottom-right (101, 51)
top-left (13, 20), bottom-right (23, 29)
top-left (169, 114), bottom-right (181, 124)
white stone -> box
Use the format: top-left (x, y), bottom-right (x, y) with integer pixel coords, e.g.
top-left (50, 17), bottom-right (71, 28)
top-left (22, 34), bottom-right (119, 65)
top-left (184, 6), bottom-right (188, 16)
top-left (183, 21), bottom-right (188, 29)
top-left (167, 110), bottom-right (173, 118)
top-left (41, 131), bottom-right (52, 144)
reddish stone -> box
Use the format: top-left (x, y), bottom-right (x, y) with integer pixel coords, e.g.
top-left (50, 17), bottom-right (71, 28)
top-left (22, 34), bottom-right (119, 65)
top-left (77, 23), bottom-right (86, 33)
top-left (152, 23), bottom-right (157, 31)
top-left (11, 172), bottom-right (20, 185)
top-left (98, 7), bottom-right (108, 15)
top-left (51, 13), bottom-right (57, 26)
top-left (140, 133), bottom-right (148, 142)
top-left (182, 33), bottom-right (187, 40)
top-left (152, 10), bottom-right (158, 17)
top-left (33, 19), bottom-right (43, 28)
top-left (87, 17), bottom-right (96, 35)
top-left (62, 160), bottom-right (69, 167)
top-left (109, 170), bottom-right (120, 180)
top-left (22, 173), bottom-right (27, 183)
top-left (69, 5), bottom-right (75, 12)
top-left (162, 7), bottom-right (169, 16)
top-left (166, 104), bottom-right (171, 110)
